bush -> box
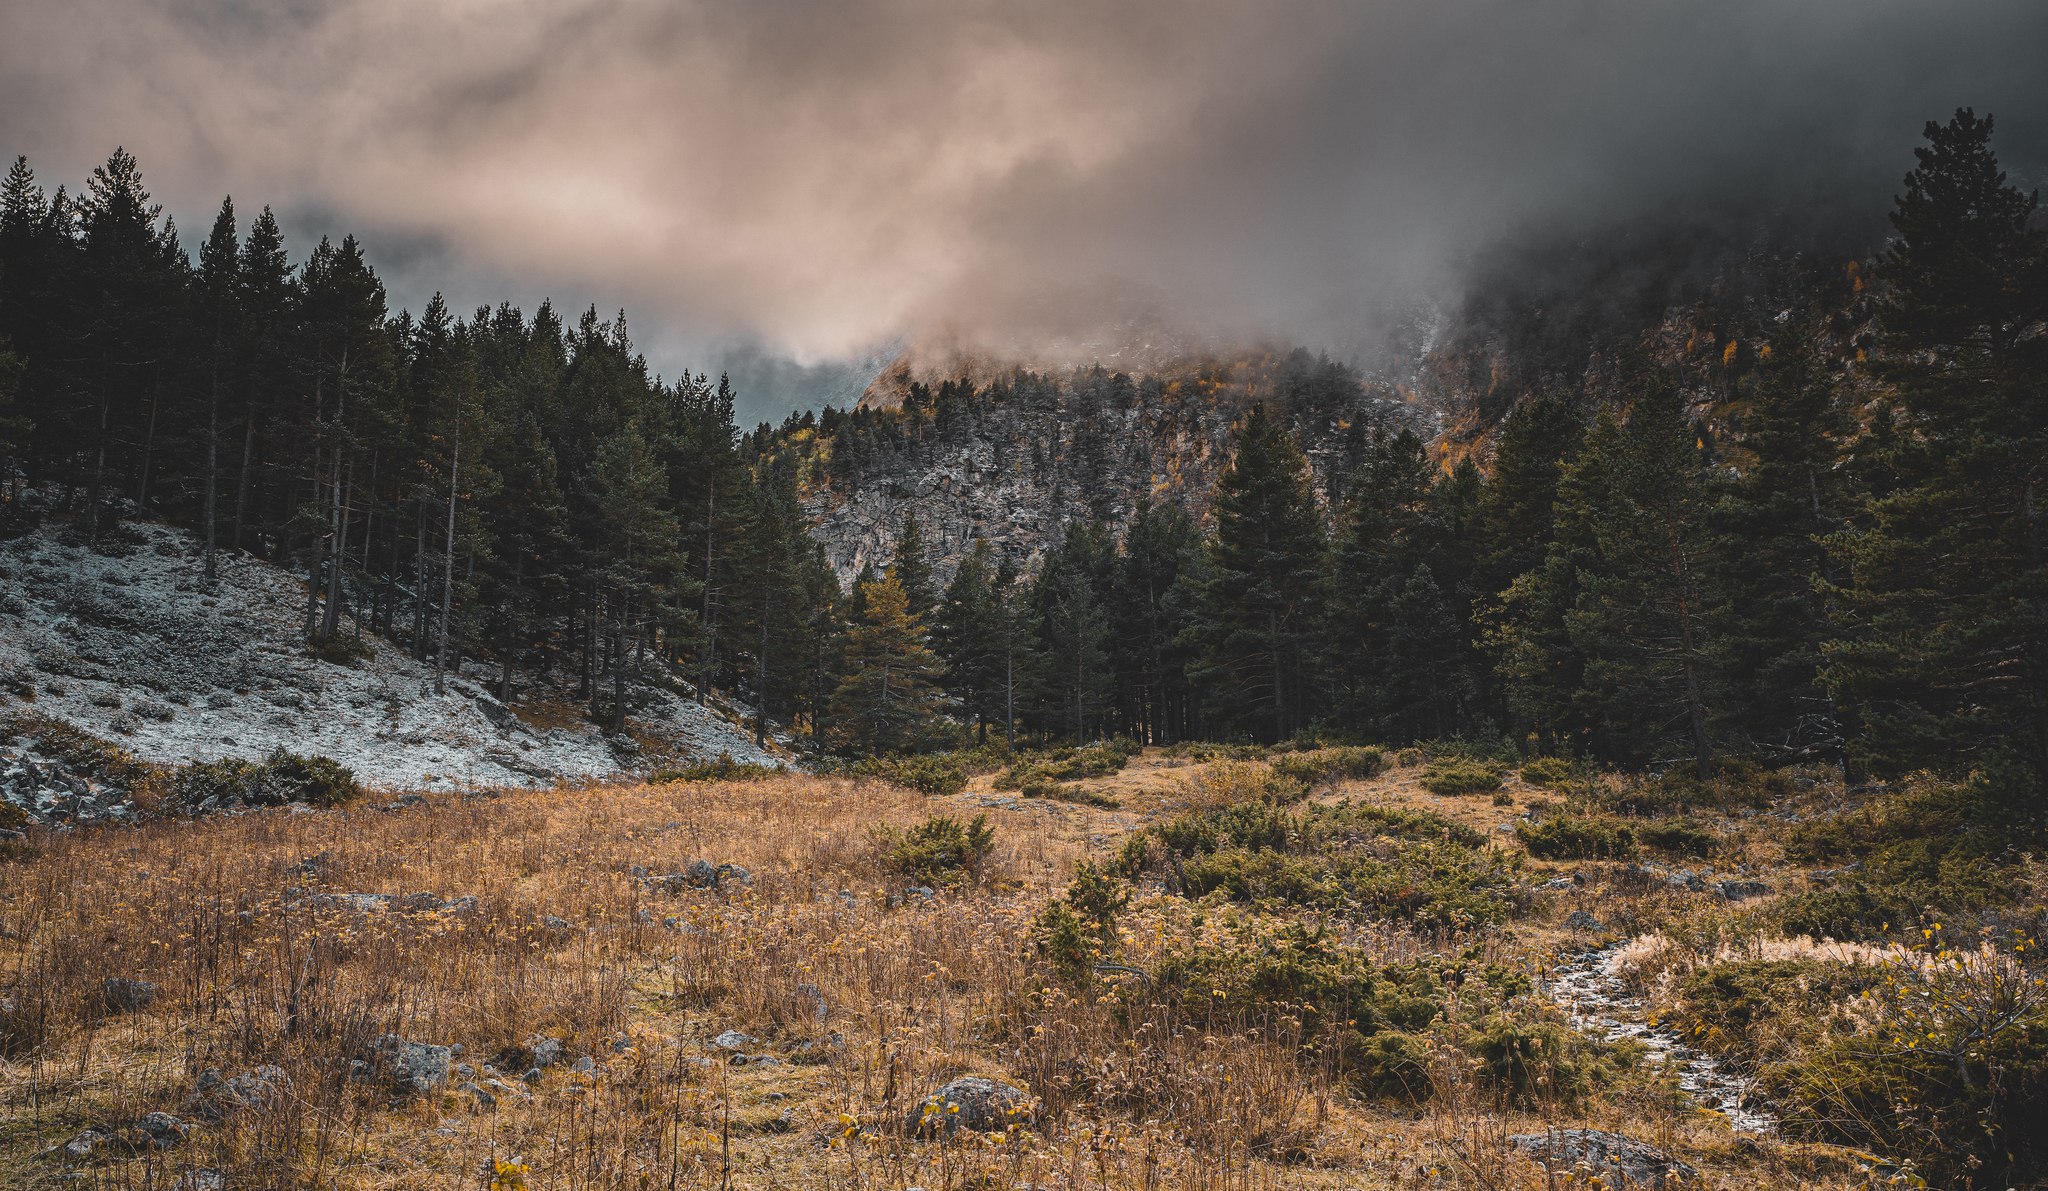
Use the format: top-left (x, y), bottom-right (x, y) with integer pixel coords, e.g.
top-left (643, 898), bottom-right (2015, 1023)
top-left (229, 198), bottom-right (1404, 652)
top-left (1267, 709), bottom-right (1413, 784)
top-left (167, 749), bottom-right (362, 809)
top-left (873, 813), bottom-right (996, 887)
top-left (1766, 947), bottom-right (2048, 1187)
top-left (1516, 815), bottom-right (1634, 860)
top-left (1, 709), bottom-right (159, 791)
top-left (1637, 818), bottom-right (1717, 857)
top-left (1180, 759), bottom-right (1306, 807)
top-left (1669, 959), bottom-right (1881, 1068)
top-left (856, 754), bottom-right (965, 796)
top-left (1519, 756), bottom-right (1575, 787)
top-left (650, 752), bottom-right (784, 784)
top-left (304, 633), bottom-right (375, 667)
top-left (1420, 757), bottom-right (1503, 796)
top-left (1270, 746), bottom-right (1388, 788)
top-left (1019, 777), bottom-right (1120, 809)
top-left (1156, 800), bottom-right (1517, 928)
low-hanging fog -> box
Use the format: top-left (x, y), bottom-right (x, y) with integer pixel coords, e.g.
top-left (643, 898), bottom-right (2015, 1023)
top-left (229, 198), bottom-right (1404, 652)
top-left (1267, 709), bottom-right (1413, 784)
top-left (3, 0), bottom-right (2044, 419)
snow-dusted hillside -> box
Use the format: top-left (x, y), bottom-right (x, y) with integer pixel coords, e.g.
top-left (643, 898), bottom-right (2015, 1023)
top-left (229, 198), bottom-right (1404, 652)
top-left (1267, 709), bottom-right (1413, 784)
top-left (0, 519), bottom-right (785, 793)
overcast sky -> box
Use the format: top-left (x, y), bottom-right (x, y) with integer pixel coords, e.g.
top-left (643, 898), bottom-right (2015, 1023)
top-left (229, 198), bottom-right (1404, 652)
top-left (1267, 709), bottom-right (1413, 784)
top-left (4, 0), bottom-right (2044, 420)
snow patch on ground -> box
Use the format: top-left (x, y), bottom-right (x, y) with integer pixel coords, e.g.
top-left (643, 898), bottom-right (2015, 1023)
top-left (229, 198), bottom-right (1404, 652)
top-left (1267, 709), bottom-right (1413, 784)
top-left (0, 520), bottom-right (787, 792)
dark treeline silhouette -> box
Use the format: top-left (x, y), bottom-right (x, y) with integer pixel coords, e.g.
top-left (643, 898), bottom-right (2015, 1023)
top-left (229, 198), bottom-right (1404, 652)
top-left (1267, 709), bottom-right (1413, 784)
top-left (1, 110), bottom-right (2042, 817)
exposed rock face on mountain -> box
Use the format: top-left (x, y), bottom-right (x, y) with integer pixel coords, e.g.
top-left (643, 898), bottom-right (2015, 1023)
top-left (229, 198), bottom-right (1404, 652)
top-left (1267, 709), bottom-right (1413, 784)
top-left (802, 348), bottom-right (1436, 587)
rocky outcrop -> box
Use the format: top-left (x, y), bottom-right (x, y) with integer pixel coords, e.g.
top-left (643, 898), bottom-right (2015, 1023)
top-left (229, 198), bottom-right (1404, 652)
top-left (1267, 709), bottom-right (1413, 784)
top-left (806, 350), bottom-right (1433, 588)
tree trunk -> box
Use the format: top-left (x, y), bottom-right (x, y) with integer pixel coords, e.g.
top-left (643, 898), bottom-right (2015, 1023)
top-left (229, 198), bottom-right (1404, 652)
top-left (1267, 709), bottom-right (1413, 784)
top-left (611, 597), bottom-right (627, 736)
top-left (756, 606), bottom-right (770, 748)
top-left (434, 425), bottom-right (459, 696)
top-left (203, 387), bottom-right (219, 581)
top-left (231, 407), bottom-right (254, 554)
top-left (700, 479), bottom-right (716, 703)
top-left (136, 369), bottom-right (161, 514)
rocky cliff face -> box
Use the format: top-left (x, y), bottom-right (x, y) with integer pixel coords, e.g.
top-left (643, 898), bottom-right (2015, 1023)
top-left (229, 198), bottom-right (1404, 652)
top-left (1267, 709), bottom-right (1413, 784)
top-left (799, 348), bottom-right (1436, 587)
top-left (796, 224), bottom-right (1895, 585)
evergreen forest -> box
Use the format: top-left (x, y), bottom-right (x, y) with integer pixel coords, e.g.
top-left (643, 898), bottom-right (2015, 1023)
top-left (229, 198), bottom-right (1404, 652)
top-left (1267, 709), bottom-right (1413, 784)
top-left (0, 109), bottom-right (2042, 820)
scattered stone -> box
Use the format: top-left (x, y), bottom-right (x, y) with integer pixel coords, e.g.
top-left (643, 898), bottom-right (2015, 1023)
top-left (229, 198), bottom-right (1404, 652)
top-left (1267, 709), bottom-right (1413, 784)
top-left (102, 976), bottom-right (159, 1013)
top-left (715, 863), bottom-right (751, 886)
top-left (687, 859), bottom-right (717, 887)
top-left (522, 1068), bottom-right (544, 1084)
top-left (1563, 910), bottom-right (1603, 932)
top-left (1716, 880), bottom-right (1772, 901)
top-left (61, 1129), bottom-right (109, 1160)
top-left (903, 885), bottom-right (936, 904)
top-left (1509, 1129), bottom-right (1698, 1188)
top-left (526, 1036), bottom-right (564, 1068)
top-left (184, 1065), bottom-right (286, 1121)
top-left (570, 1055), bottom-right (596, 1074)
top-left (175, 1169), bottom-right (225, 1191)
top-left (904, 1076), bottom-right (1035, 1140)
top-left (459, 1081), bottom-right (497, 1111)
top-left (374, 1035), bottom-right (454, 1095)
top-left (541, 915), bottom-right (572, 932)
top-left (293, 851), bottom-right (331, 879)
top-left (732, 1054), bottom-right (784, 1068)
top-left (712, 1030), bottom-right (758, 1051)
top-left (127, 1112), bottom-right (186, 1148)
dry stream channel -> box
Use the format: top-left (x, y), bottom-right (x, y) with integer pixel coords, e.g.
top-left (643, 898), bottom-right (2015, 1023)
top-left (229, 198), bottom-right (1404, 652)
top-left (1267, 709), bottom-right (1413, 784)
top-left (1547, 944), bottom-right (1778, 1134)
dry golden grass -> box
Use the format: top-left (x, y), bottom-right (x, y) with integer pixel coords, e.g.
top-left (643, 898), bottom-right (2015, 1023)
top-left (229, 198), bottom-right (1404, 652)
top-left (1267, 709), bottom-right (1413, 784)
top-left (0, 765), bottom-right (1892, 1190)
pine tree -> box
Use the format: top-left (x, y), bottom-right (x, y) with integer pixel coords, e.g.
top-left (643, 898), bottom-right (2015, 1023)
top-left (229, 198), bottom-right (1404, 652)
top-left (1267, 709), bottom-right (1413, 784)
top-left (890, 507), bottom-right (936, 624)
top-left (831, 573), bottom-right (949, 753)
top-left (935, 537), bottom-right (1004, 742)
top-left (1035, 524), bottom-right (1114, 744)
top-left (194, 197), bottom-right (239, 580)
top-left (1327, 428), bottom-right (1439, 732)
top-left (1110, 497), bottom-right (1205, 743)
top-left (1823, 109), bottom-right (2048, 805)
top-left (1707, 328), bottom-right (1849, 759)
top-left (1190, 404), bottom-right (1327, 742)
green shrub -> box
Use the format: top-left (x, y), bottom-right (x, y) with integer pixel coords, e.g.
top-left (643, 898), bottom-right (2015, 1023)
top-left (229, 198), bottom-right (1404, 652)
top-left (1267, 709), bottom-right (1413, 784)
top-left (1158, 800), bottom-right (1516, 928)
top-left (1516, 815), bottom-right (1634, 860)
top-left (650, 752), bottom-right (784, 784)
top-left (1518, 756), bottom-right (1575, 787)
top-left (1637, 818), bottom-right (1717, 857)
top-left (1766, 949), bottom-right (2048, 1187)
top-left (1491, 791), bottom-right (1514, 807)
top-left (1420, 757), bottom-right (1503, 795)
top-left (1018, 778), bottom-right (1120, 809)
top-left (1270, 746), bottom-right (1388, 787)
top-left (304, 633), bottom-right (376, 667)
top-left (874, 813), bottom-right (996, 887)
top-left (167, 750), bottom-right (361, 809)
top-left (1, 709), bottom-right (158, 790)
top-left (868, 754), bottom-right (967, 796)
top-left (1669, 959), bottom-right (1881, 1068)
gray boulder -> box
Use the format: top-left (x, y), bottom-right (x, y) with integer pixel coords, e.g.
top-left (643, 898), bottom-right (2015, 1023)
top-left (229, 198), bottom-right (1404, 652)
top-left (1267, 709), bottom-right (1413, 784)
top-left (130, 1111), bottom-right (186, 1148)
top-left (1510, 1129), bottom-right (1698, 1188)
top-left (1563, 910), bottom-right (1603, 932)
top-left (375, 1035), bottom-right (454, 1095)
top-left (184, 1065), bottom-right (286, 1121)
top-left (1716, 880), bottom-right (1772, 901)
top-left (713, 1029), bottom-right (758, 1051)
top-left (715, 863), bottom-right (752, 886)
top-left (905, 1076), bottom-right (1035, 1140)
top-left (687, 859), bottom-right (717, 887)
top-left (525, 1036), bottom-right (564, 1068)
top-left (459, 1081), bottom-right (497, 1111)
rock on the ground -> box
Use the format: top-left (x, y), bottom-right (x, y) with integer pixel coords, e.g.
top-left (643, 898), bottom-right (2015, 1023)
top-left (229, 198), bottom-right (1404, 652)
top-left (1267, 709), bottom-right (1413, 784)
top-left (1716, 880), bottom-right (1772, 901)
top-left (525, 1036), bottom-right (564, 1068)
top-left (375, 1035), bottom-right (454, 1095)
top-left (1510, 1129), bottom-right (1698, 1188)
top-left (1563, 910), bottom-right (1603, 932)
top-left (905, 1076), bottom-right (1036, 1140)
top-left (712, 1030), bottom-right (758, 1051)
top-left (184, 1065), bottom-right (286, 1121)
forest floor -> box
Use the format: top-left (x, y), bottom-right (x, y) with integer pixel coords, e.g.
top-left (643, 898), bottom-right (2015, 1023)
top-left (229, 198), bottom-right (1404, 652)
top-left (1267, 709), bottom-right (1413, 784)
top-left (0, 749), bottom-right (1914, 1191)
top-left (0, 518), bottom-right (788, 796)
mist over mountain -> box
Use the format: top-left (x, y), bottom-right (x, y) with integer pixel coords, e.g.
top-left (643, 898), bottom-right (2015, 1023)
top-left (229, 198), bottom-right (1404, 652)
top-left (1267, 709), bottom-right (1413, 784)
top-left (5, 0), bottom-right (2045, 385)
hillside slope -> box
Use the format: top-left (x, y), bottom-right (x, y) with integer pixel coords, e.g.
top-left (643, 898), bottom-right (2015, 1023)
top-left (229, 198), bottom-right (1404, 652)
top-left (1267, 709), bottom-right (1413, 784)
top-left (0, 520), bottom-right (784, 791)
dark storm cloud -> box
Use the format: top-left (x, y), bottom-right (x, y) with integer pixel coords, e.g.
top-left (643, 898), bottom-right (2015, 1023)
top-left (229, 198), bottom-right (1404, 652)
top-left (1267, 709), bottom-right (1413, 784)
top-left (3, 0), bottom-right (2044, 380)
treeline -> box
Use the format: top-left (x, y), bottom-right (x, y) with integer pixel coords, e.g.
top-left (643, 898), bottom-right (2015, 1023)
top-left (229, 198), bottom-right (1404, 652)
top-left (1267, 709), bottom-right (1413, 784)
top-left (0, 149), bottom-right (841, 739)
top-left (0, 110), bottom-right (2041, 810)
top-left (806, 110), bottom-right (2046, 819)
